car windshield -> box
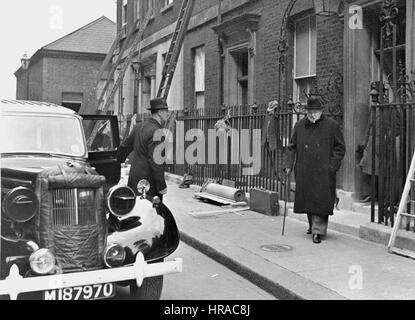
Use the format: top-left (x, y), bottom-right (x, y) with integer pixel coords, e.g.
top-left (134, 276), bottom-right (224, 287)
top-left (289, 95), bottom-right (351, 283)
top-left (0, 115), bottom-right (86, 157)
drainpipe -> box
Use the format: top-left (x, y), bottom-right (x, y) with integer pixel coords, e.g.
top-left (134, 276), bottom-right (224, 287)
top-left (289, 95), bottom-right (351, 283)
top-left (218, 0), bottom-right (224, 107)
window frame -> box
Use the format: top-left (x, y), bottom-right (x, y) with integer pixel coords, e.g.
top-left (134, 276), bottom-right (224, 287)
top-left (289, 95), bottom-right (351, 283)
top-left (224, 43), bottom-right (252, 106)
top-left (145, 0), bottom-right (155, 19)
top-left (122, 0), bottom-right (128, 28)
top-left (293, 14), bottom-right (317, 103)
top-left (192, 45), bottom-right (206, 109)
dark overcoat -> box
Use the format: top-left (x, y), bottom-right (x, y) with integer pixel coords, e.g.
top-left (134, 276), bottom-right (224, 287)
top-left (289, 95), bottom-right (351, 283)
top-left (287, 115), bottom-right (345, 216)
top-left (117, 118), bottom-right (167, 197)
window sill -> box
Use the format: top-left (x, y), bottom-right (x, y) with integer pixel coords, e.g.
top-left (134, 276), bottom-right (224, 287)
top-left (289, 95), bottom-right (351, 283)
top-left (160, 3), bottom-right (173, 14)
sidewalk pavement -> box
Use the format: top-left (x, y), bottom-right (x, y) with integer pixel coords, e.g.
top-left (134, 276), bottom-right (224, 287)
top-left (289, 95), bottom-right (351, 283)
top-left (163, 174), bottom-right (415, 300)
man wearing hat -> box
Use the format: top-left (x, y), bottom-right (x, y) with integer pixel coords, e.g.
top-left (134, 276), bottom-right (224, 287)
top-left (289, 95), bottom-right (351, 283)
top-left (285, 96), bottom-right (345, 244)
top-left (117, 98), bottom-right (170, 200)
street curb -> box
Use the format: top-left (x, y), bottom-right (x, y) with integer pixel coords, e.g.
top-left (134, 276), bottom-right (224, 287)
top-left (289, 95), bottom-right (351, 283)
top-left (179, 231), bottom-right (303, 300)
top-left (166, 172), bottom-right (346, 300)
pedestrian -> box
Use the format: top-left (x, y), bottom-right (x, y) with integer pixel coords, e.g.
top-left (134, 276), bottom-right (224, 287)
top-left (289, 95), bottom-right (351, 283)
top-left (284, 96), bottom-right (346, 244)
top-left (116, 98), bottom-right (170, 201)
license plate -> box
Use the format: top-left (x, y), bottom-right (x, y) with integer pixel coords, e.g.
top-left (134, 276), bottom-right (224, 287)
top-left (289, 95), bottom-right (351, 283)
top-left (44, 283), bottom-right (115, 300)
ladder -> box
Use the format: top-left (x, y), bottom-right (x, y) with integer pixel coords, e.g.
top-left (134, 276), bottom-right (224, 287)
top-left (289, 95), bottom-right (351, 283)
top-left (84, 12), bottom-right (152, 146)
top-left (98, 11), bottom-right (153, 114)
top-left (78, 24), bottom-right (127, 115)
top-left (387, 150), bottom-right (415, 258)
top-left (157, 0), bottom-right (195, 100)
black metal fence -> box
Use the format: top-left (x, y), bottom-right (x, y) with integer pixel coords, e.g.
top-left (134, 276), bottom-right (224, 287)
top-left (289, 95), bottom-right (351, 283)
top-left (369, 0), bottom-right (415, 227)
top-left (164, 104), bottom-right (305, 198)
top-left (369, 101), bottom-right (415, 226)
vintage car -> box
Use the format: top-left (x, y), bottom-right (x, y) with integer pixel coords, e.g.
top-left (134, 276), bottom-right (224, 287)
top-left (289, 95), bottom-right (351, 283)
top-left (0, 99), bottom-right (182, 300)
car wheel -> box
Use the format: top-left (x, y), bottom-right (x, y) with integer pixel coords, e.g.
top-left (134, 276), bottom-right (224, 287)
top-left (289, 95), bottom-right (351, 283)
top-left (129, 275), bottom-right (164, 300)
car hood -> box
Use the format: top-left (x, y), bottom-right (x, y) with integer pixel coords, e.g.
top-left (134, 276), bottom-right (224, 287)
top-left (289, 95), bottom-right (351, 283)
top-left (1, 156), bottom-right (88, 189)
top-left (1, 155), bottom-right (87, 171)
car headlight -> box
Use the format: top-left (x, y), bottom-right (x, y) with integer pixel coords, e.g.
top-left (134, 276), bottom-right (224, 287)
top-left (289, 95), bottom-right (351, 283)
top-left (2, 187), bottom-right (38, 223)
top-left (106, 185), bottom-right (136, 217)
top-left (103, 244), bottom-right (126, 268)
top-left (29, 249), bottom-right (56, 275)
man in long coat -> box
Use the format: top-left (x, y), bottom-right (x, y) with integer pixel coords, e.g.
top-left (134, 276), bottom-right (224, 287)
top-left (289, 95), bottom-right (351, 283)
top-left (285, 96), bottom-right (345, 244)
top-left (117, 98), bottom-right (170, 200)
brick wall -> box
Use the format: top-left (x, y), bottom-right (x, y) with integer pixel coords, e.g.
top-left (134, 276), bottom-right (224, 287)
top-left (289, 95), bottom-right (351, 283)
top-left (121, 0), bottom-right (345, 108)
top-left (316, 15), bottom-right (344, 90)
top-left (42, 52), bottom-right (104, 109)
top-left (15, 58), bottom-right (43, 101)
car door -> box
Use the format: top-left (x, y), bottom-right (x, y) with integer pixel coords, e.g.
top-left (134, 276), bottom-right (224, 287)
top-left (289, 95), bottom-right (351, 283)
top-left (81, 115), bottom-right (121, 186)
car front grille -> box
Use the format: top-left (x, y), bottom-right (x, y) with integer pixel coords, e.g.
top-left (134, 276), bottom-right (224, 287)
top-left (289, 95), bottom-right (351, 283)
top-left (47, 187), bottom-right (105, 272)
top-left (51, 188), bottom-right (97, 226)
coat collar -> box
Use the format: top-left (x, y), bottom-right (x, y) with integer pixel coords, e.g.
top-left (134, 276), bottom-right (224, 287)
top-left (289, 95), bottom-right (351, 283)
top-left (305, 114), bottom-right (325, 127)
top-left (148, 117), bottom-right (163, 129)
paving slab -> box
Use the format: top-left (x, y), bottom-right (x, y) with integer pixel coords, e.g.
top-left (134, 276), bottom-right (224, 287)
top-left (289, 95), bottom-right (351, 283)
top-left (163, 178), bottom-right (415, 300)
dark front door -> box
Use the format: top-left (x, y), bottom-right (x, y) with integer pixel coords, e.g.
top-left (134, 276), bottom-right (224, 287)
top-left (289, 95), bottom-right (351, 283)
top-left (82, 115), bottom-right (121, 187)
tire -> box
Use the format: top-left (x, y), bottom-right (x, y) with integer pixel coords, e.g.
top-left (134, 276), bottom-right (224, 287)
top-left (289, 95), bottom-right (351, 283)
top-left (129, 276), bottom-right (164, 300)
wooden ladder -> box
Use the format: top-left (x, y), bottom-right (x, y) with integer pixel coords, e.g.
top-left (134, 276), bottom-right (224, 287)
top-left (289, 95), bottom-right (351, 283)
top-left (98, 11), bottom-right (154, 114)
top-left (387, 150), bottom-right (415, 258)
top-left (157, 0), bottom-right (195, 100)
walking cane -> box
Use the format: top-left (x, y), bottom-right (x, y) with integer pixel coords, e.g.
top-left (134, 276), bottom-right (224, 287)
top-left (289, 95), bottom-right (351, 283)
top-left (282, 169), bottom-right (290, 236)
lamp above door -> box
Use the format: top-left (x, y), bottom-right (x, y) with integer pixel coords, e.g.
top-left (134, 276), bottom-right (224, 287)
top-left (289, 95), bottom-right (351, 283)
top-left (313, 0), bottom-right (342, 16)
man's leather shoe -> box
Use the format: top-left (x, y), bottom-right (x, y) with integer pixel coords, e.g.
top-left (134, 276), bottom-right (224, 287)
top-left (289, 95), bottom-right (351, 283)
top-left (312, 234), bottom-right (321, 244)
top-left (306, 228), bottom-right (312, 235)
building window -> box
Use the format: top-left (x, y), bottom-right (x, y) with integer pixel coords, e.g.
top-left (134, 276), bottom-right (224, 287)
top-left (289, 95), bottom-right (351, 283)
top-left (229, 47), bottom-right (249, 106)
top-left (145, 0), bottom-right (155, 17)
top-left (192, 46), bottom-right (205, 108)
top-left (161, 0), bottom-right (173, 13)
top-left (122, 0), bottom-right (128, 27)
top-left (135, 0), bottom-right (140, 22)
top-left (293, 15), bottom-right (316, 103)
top-left (62, 92), bottom-right (83, 113)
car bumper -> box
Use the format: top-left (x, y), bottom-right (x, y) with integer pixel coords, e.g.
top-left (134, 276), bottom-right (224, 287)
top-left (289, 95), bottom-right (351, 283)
top-left (0, 252), bottom-right (183, 300)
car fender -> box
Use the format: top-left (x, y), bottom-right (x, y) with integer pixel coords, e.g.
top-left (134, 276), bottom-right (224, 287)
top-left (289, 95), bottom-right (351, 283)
top-left (107, 197), bottom-right (180, 264)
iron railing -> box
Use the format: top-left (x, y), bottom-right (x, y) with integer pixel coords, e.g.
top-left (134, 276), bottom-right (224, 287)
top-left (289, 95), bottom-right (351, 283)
top-left (163, 104), bottom-right (306, 199)
top-left (369, 0), bottom-right (415, 227)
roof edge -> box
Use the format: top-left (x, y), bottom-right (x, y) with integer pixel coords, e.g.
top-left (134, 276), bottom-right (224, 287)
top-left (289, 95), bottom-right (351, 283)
top-left (42, 16), bottom-right (115, 51)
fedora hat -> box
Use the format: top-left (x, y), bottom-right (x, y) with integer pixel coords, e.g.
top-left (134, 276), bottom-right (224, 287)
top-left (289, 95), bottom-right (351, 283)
top-left (306, 96), bottom-right (324, 110)
top-left (147, 98), bottom-right (169, 112)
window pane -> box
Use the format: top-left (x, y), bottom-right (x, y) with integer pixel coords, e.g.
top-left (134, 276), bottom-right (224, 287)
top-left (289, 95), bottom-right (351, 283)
top-left (122, 0), bottom-right (128, 24)
top-left (295, 77), bottom-right (315, 103)
top-left (239, 80), bottom-right (248, 106)
top-left (241, 52), bottom-right (249, 77)
top-left (136, 0), bottom-right (140, 21)
top-left (194, 46), bottom-right (205, 92)
top-left (147, 0), bottom-right (154, 15)
top-left (310, 16), bottom-right (317, 75)
top-left (84, 119), bottom-right (115, 152)
top-left (195, 92), bottom-right (205, 108)
top-left (295, 18), bottom-right (310, 78)
top-left (1, 116), bottom-right (86, 156)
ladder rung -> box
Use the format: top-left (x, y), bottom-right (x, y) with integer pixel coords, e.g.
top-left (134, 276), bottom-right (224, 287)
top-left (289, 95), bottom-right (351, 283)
top-left (398, 212), bottom-right (415, 218)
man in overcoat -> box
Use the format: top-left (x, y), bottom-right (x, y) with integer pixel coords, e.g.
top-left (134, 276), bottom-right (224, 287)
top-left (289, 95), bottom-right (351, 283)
top-left (117, 98), bottom-right (170, 201)
top-left (285, 96), bottom-right (346, 244)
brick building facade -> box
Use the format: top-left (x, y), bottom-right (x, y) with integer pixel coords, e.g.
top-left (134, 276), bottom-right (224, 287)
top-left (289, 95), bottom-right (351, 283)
top-left (15, 16), bottom-right (116, 113)
top-left (116, 0), bottom-right (415, 208)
